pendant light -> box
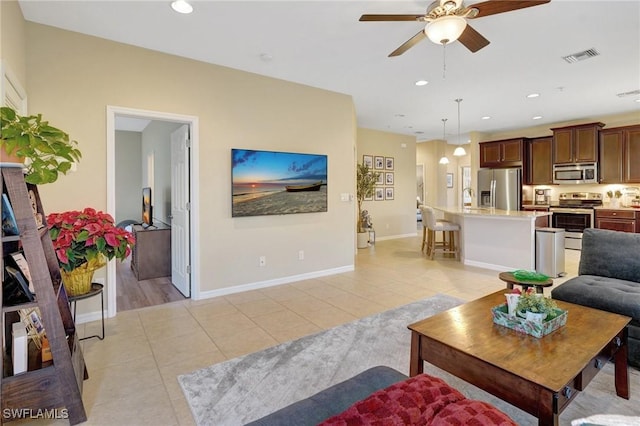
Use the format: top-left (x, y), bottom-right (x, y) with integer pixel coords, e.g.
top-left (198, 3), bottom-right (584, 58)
top-left (453, 98), bottom-right (466, 156)
top-left (439, 118), bottom-right (450, 164)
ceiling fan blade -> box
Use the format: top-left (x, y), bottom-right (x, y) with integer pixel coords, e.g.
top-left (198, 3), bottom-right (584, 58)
top-left (359, 14), bottom-right (425, 22)
top-left (457, 24), bottom-right (490, 53)
top-left (389, 30), bottom-right (427, 57)
top-left (470, 0), bottom-right (550, 18)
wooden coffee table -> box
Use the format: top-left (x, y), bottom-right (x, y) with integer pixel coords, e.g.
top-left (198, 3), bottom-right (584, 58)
top-left (408, 290), bottom-right (631, 426)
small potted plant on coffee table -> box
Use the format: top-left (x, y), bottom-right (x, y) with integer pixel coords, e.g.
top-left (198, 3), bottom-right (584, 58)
top-left (516, 289), bottom-right (558, 324)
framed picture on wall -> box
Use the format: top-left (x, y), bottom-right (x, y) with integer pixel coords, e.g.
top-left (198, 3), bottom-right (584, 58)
top-left (374, 187), bottom-right (384, 201)
top-left (375, 172), bottom-right (384, 185)
top-left (385, 157), bottom-right (394, 170)
top-left (385, 187), bottom-right (394, 200)
top-left (385, 172), bottom-right (394, 185)
top-left (374, 156), bottom-right (384, 170)
top-left (363, 155), bottom-right (373, 168)
top-left (446, 173), bottom-right (454, 188)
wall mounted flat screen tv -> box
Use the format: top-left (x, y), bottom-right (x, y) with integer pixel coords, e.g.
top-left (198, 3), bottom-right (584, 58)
top-left (231, 149), bottom-right (327, 217)
top-left (142, 187), bottom-right (153, 227)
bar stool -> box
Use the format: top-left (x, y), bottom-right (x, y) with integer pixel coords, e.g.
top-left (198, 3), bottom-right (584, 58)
top-left (421, 206), bottom-right (460, 260)
top-left (68, 282), bottom-right (105, 340)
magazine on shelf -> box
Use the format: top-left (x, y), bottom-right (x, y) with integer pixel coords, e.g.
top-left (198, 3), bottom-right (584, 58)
top-left (5, 251), bottom-right (35, 294)
top-left (2, 193), bottom-right (19, 236)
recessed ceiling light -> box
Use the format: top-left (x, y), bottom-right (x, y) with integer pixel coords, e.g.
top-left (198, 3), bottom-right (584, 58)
top-left (527, 93), bottom-right (540, 98)
top-left (636, 99), bottom-right (640, 103)
top-left (259, 53), bottom-right (273, 62)
top-left (395, 114), bottom-right (405, 118)
top-left (532, 116), bottom-right (543, 120)
top-left (415, 80), bottom-right (428, 86)
top-left (171, 0), bottom-right (193, 14)
top-left (481, 116), bottom-right (491, 120)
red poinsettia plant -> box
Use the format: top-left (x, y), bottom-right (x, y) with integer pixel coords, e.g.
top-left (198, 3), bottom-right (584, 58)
top-left (47, 208), bottom-right (136, 272)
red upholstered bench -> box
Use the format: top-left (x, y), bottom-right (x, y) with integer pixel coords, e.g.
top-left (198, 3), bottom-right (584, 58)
top-left (320, 372), bottom-right (516, 426)
top-left (248, 366), bottom-right (516, 426)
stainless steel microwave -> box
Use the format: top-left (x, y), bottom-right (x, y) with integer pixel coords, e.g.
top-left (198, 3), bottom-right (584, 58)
top-left (552, 163), bottom-right (598, 184)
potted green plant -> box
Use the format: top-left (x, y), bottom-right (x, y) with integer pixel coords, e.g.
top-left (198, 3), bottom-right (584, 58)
top-left (356, 163), bottom-right (380, 248)
top-left (515, 289), bottom-right (558, 323)
top-left (0, 106), bottom-right (81, 185)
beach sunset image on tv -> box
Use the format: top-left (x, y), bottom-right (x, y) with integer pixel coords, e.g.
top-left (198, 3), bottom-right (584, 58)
top-left (231, 149), bottom-right (328, 217)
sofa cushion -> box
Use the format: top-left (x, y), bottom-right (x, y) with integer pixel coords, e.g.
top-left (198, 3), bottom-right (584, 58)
top-left (319, 373), bottom-right (466, 425)
top-left (578, 229), bottom-right (640, 284)
top-left (431, 399), bottom-right (517, 426)
top-left (246, 366), bottom-right (407, 426)
top-left (551, 275), bottom-right (640, 326)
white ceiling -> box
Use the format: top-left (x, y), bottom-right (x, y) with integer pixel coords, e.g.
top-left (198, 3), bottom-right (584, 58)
top-left (18, 0), bottom-right (640, 143)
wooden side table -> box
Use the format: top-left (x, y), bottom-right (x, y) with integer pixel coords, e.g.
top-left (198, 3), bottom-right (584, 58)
top-left (499, 271), bottom-right (553, 294)
top-left (68, 282), bottom-right (104, 340)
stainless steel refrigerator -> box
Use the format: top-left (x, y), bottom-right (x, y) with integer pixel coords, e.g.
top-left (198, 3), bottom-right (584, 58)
top-left (478, 168), bottom-right (521, 210)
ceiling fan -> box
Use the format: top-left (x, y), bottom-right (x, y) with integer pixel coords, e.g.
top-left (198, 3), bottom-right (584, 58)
top-left (359, 0), bottom-right (550, 57)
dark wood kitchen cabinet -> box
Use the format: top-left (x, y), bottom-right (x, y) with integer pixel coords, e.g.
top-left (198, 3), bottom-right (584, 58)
top-left (551, 122), bottom-right (603, 164)
top-left (595, 209), bottom-right (640, 233)
top-left (599, 124), bottom-right (640, 184)
top-left (479, 138), bottom-right (525, 168)
top-left (525, 136), bottom-right (553, 185)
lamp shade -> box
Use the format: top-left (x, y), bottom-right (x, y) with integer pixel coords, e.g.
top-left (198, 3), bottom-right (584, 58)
top-left (453, 146), bottom-right (466, 156)
top-left (425, 15), bottom-right (467, 45)
top-left (439, 156), bottom-right (450, 164)
top-left (171, 0), bottom-right (193, 14)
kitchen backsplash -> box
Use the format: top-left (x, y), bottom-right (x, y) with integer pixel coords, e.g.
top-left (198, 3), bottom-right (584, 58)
top-left (523, 184), bottom-right (640, 206)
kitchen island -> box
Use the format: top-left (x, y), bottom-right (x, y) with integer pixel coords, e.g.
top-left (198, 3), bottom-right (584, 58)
top-left (434, 207), bottom-right (552, 271)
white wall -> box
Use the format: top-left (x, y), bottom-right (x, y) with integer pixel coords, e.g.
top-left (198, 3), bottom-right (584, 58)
top-left (141, 121), bottom-right (182, 226)
top-left (114, 130), bottom-right (142, 223)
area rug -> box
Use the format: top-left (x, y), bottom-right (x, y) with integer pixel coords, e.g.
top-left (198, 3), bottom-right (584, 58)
top-left (178, 294), bottom-right (640, 425)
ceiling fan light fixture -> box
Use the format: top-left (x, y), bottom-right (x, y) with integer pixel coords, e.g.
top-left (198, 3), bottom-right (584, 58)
top-left (171, 0), bottom-right (193, 14)
top-left (425, 15), bottom-right (467, 45)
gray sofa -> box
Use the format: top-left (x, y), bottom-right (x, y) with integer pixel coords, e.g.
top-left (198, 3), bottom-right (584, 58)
top-left (551, 228), bottom-right (640, 368)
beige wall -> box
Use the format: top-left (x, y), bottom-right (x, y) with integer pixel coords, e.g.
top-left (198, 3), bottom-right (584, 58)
top-left (0, 0), bottom-right (27, 89)
top-left (25, 22), bottom-right (357, 300)
top-left (0, 0), bottom-right (27, 105)
top-left (356, 128), bottom-right (417, 239)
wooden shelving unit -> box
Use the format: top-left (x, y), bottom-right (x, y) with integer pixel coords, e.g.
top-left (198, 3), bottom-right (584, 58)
top-left (1, 165), bottom-right (87, 425)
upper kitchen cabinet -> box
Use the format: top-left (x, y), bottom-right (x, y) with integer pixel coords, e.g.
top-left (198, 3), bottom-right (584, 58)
top-left (525, 136), bottom-right (553, 185)
top-left (479, 138), bottom-right (525, 168)
top-left (551, 122), bottom-right (604, 164)
top-left (599, 124), bottom-right (640, 184)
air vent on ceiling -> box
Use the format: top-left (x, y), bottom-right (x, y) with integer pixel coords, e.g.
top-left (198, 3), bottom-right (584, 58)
top-left (617, 89), bottom-right (640, 98)
top-left (562, 48), bottom-right (600, 63)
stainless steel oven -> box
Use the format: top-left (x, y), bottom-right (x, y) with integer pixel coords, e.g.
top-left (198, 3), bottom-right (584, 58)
top-left (549, 192), bottom-right (602, 250)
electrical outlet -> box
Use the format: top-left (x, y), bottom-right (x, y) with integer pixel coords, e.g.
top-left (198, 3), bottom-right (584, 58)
top-left (259, 256), bottom-right (266, 267)
top-left (298, 250), bottom-right (304, 260)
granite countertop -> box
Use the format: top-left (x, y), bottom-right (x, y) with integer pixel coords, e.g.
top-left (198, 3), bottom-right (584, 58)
top-left (434, 206), bottom-right (552, 219)
top-left (595, 205), bottom-right (640, 211)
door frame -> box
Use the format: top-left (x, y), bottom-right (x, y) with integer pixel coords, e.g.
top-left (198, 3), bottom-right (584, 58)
top-left (106, 106), bottom-right (200, 317)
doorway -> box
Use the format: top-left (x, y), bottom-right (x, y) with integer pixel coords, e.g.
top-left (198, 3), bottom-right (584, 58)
top-left (106, 106), bottom-right (199, 317)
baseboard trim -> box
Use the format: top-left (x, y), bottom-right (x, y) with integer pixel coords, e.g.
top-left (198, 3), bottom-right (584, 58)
top-left (196, 265), bottom-right (356, 300)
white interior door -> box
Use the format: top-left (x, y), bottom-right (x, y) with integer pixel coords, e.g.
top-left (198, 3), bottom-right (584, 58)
top-left (170, 125), bottom-right (190, 297)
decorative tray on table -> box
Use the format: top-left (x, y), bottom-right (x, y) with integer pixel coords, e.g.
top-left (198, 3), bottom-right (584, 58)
top-left (491, 304), bottom-right (568, 338)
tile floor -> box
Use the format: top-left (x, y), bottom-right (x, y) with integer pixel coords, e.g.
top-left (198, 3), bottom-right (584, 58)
top-left (36, 234), bottom-right (582, 425)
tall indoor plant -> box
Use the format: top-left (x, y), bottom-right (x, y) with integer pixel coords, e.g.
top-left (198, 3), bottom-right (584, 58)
top-left (0, 106), bottom-right (81, 184)
top-left (356, 163), bottom-right (380, 248)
